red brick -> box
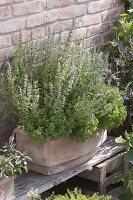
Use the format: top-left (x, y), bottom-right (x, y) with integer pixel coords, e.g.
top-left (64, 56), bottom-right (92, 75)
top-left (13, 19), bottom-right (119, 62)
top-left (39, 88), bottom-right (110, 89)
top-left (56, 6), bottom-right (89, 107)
top-left (113, 0), bottom-right (123, 7)
top-left (72, 28), bottom-right (87, 40)
top-left (0, 6), bottom-right (12, 20)
top-left (87, 24), bottom-right (101, 37)
top-left (39, 0), bottom-right (47, 9)
top-left (0, 0), bottom-right (125, 66)
top-left (77, 0), bottom-right (88, 2)
top-left (0, 0), bottom-right (12, 4)
top-left (101, 10), bottom-right (111, 22)
top-left (12, 28), bottom-right (45, 45)
top-left (60, 28), bottom-right (86, 42)
top-left (84, 35), bottom-right (103, 47)
top-left (100, 23), bottom-right (111, 33)
top-left (46, 19), bottom-right (73, 34)
top-left (0, 18), bottom-right (25, 33)
top-left (12, 30), bottom-right (32, 45)
top-left (26, 10), bottom-right (58, 28)
top-left (12, 1), bottom-right (43, 16)
top-left (92, 35), bottom-right (103, 46)
top-left (61, 0), bottom-right (74, 6)
top-left (47, 0), bottom-right (61, 8)
top-left (31, 27), bottom-right (45, 39)
top-left (47, 0), bottom-right (75, 8)
top-left (75, 14), bottom-right (102, 28)
top-left (59, 5), bottom-right (87, 20)
top-left (0, 35), bottom-right (12, 48)
top-left (88, 0), bottom-right (113, 13)
top-left (0, 46), bottom-right (15, 62)
top-left (0, 0), bottom-right (23, 5)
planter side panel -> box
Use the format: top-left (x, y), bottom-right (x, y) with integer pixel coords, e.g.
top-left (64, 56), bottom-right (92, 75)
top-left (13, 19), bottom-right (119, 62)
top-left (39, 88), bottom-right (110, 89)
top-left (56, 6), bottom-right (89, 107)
top-left (0, 177), bottom-right (15, 200)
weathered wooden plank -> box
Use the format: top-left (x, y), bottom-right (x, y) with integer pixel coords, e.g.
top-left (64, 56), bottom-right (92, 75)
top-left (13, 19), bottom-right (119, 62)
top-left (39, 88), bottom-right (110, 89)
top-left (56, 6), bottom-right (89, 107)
top-left (107, 186), bottom-right (123, 197)
top-left (123, 160), bottom-right (130, 174)
top-left (97, 154), bottom-right (123, 173)
top-left (15, 138), bottom-right (125, 200)
top-left (78, 167), bottom-right (100, 182)
top-left (85, 139), bottom-right (125, 167)
top-left (99, 164), bottom-right (106, 194)
top-left (78, 154), bottom-right (123, 182)
top-left (15, 164), bottom-right (93, 200)
top-left (105, 170), bottom-right (123, 187)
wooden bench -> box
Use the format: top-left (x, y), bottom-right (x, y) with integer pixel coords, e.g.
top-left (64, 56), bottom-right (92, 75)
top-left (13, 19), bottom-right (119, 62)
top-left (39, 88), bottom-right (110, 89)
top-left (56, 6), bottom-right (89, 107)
top-left (15, 137), bottom-right (125, 200)
top-left (78, 153), bottom-right (126, 196)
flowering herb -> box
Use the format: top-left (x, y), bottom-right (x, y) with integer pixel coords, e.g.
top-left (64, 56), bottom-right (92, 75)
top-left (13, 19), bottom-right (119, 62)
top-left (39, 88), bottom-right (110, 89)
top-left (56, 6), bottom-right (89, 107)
top-left (1, 34), bottom-right (127, 142)
top-left (0, 135), bottom-right (31, 179)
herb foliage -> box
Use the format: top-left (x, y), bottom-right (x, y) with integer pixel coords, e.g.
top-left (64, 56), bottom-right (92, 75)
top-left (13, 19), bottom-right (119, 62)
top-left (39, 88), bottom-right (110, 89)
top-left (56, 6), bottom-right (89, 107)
top-left (1, 35), bottom-right (127, 142)
top-left (27, 188), bottom-right (111, 200)
top-left (0, 135), bottom-right (30, 179)
top-left (46, 189), bottom-right (111, 200)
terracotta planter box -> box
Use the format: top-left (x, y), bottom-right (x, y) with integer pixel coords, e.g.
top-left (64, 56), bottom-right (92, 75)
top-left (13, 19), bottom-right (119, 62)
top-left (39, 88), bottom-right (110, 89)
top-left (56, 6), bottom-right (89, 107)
top-left (0, 176), bottom-right (15, 200)
top-left (16, 127), bottom-right (107, 175)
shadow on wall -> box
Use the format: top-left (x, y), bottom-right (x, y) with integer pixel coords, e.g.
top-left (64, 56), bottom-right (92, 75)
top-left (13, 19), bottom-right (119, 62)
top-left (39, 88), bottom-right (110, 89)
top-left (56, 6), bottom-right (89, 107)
top-left (0, 89), bottom-right (16, 148)
top-left (84, 3), bottom-right (124, 47)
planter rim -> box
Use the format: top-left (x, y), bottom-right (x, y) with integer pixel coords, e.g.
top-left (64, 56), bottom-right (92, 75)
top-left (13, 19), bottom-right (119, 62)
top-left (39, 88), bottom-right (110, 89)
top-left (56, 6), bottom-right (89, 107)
top-left (0, 176), bottom-right (15, 185)
top-left (15, 126), bottom-right (107, 143)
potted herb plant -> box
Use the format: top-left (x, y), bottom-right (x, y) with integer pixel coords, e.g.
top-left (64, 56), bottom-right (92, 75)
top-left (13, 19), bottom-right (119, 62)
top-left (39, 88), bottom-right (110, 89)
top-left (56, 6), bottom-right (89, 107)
top-left (0, 135), bottom-right (30, 199)
top-left (1, 34), bottom-right (127, 175)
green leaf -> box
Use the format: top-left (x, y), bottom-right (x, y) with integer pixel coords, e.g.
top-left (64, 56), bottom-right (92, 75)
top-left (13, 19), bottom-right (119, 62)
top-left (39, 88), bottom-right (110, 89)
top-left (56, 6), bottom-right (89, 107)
top-left (23, 166), bottom-right (28, 173)
top-left (18, 168), bottom-right (22, 174)
top-left (120, 13), bottom-right (129, 18)
top-left (124, 150), bottom-right (133, 162)
top-left (115, 135), bottom-right (126, 144)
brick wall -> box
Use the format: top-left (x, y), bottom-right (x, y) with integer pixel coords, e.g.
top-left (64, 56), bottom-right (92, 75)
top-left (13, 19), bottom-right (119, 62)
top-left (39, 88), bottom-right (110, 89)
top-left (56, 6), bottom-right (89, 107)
top-left (0, 0), bottom-right (124, 145)
top-left (0, 0), bottom-right (124, 67)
